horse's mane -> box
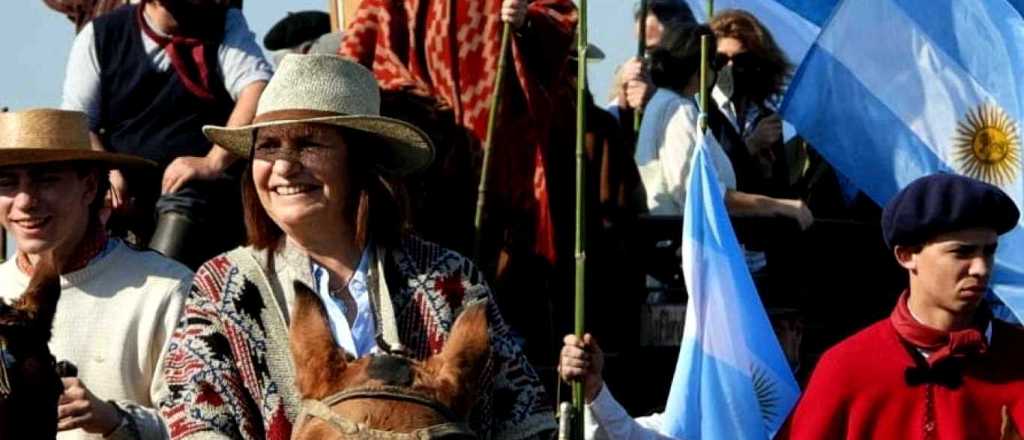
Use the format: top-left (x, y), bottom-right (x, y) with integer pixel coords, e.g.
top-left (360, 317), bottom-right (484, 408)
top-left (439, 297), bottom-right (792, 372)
top-left (0, 257), bottom-right (61, 340)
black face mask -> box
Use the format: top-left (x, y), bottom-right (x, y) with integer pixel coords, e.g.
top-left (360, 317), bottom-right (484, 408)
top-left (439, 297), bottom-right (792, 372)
top-left (716, 64), bottom-right (737, 100)
top-left (714, 52), bottom-right (763, 101)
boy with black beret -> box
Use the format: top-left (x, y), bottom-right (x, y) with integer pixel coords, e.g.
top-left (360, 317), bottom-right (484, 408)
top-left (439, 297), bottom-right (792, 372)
top-left (785, 173), bottom-right (1024, 439)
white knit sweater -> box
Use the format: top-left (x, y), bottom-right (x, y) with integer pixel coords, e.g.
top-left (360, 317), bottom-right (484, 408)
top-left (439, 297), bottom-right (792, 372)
top-left (0, 240), bottom-right (192, 440)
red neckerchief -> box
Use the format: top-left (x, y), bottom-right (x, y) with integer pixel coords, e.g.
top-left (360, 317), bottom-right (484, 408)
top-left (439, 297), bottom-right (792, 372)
top-left (890, 290), bottom-right (989, 366)
top-left (16, 226), bottom-right (109, 276)
top-left (136, 4), bottom-right (215, 101)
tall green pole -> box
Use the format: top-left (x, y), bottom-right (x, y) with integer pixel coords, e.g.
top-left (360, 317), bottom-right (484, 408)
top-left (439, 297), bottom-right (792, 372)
top-left (633, 0), bottom-right (648, 131)
top-left (700, 0), bottom-right (714, 129)
top-left (700, 34), bottom-right (709, 131)
top-left (573, 0), bottom-right (588, 436)
top-left (473, 24), bottom-right (513, 262)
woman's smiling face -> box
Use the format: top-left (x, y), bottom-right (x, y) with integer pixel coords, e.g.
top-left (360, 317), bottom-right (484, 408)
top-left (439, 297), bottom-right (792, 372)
top-left (251, 123), bottom-right (356, 233)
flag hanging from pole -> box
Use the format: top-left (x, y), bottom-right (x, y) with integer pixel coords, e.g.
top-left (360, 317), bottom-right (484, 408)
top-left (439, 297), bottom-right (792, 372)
top-left (661, 128), bottom-right (799, 439)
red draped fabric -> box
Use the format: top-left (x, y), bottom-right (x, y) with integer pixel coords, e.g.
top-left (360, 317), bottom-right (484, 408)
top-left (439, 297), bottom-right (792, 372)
top-left (340, 0), bottom-right (577, 264)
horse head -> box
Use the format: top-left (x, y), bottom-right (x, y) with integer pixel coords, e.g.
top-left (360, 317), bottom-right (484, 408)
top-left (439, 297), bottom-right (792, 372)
top-left (0, 256), bottom-right (64, 439)
top-left (289, 282), bottom-right (489, 439)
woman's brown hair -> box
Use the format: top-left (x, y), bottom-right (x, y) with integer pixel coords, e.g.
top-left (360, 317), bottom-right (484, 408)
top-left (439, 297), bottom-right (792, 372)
top-left (241, 126), bottom-right (406, 251)
top-left (710, 9), bottom-right (792, 103)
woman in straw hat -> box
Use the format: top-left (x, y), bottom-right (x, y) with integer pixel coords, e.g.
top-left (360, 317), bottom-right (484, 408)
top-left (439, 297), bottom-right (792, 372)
top-left (157, 55), bottom-right (554, 440)
top-left (0, 108), bottom-right (193, 439)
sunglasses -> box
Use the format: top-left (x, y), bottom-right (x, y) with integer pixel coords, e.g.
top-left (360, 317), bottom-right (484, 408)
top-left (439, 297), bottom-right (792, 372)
top-left (713, 52), bottom-right (761, 72)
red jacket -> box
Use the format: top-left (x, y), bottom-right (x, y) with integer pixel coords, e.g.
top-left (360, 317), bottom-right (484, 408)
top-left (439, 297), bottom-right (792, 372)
top-left (783, 318), bottom-right (1024, 439)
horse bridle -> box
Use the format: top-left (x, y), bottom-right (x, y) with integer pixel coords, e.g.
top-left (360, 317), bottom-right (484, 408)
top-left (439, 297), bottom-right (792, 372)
top-left (295, 384), bottom-right (477, 439)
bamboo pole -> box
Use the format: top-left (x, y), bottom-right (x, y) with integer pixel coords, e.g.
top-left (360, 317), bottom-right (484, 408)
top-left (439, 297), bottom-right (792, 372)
top-left (633, 0), bottom-right (648, 131)
top-left (472, 24), bottom-right (513, 262)
top-left (573, 0), bottom-right (588, 436)
top-left (700, 0), bottom-right (714, 130)
top-left (700, 34), bottom-right (709, 131)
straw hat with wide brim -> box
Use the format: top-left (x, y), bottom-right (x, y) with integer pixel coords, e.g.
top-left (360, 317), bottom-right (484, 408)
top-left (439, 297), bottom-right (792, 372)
top-left (0, 109), bottom-right (154, 169)
top-left (203, 54), bottom-right (434, 176)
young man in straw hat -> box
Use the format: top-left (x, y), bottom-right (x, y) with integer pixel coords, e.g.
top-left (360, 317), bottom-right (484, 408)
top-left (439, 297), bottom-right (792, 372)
top-left (0, 109), bottom-right (192, 439)
top-left (783, 173), bottom-right (1024, 439)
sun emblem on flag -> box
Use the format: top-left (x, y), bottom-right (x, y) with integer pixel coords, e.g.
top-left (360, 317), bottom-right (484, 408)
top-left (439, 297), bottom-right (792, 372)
top-left (752, 363), bottom-right (781, 426)
top-left (953, 103), bottom-right (1021, 186)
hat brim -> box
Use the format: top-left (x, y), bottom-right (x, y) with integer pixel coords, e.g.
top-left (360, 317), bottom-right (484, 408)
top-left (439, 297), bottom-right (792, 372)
top-left (204, 115), bottom-right (435, 177)
top-left (0, 149), bottom-right (156, 169)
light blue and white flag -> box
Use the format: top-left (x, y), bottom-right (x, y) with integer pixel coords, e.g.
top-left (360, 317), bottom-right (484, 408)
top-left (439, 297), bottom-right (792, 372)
top-left (661, 129), bottom-right (800, 439)
top-left (781, 0), bottom-right (1024, 322)
top-left (684, 0), bottom-right (838, 70)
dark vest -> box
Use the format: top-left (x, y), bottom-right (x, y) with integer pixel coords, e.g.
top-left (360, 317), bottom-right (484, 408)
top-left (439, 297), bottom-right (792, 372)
top-left (706, 104), bottom-right (791, 198)
top-left (93, 5), bottom-right (234, 169)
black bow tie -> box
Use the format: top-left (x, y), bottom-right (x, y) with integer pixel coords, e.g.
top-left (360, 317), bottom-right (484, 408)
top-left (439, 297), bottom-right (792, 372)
top-left (905, 360), bottom-right (963, 389)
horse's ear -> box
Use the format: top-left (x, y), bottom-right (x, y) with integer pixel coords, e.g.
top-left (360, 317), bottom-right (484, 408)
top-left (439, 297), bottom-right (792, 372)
top-left (437, 300), bottom-right (490, 414)
top-left (16, 252), bottom-right (62, 332)
top-left (289, 281), bottom-right (348, 399)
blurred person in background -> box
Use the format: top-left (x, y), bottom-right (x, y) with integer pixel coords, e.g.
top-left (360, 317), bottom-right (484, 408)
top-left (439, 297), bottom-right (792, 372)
top-left (608, 0), bottom-right (696, 123)
top-left (262, 10), bottom-right (332, 66)
top-left (61, 0), bottom-right (272, 269)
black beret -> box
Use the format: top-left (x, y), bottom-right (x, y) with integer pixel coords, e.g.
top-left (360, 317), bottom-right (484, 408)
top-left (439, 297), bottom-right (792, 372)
top-left (263, 11), bottom-right (331, 51)
top-left (881, 173), bottom-right (1020, 248)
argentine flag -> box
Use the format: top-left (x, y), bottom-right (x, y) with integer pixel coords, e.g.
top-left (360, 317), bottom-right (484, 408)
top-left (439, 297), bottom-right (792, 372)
top-left (661, 129), bottom-right (799, 439)
top-left (781, 0), bottom-right (1024, 322)
top-left (684, 0), bottom-right (839, 74)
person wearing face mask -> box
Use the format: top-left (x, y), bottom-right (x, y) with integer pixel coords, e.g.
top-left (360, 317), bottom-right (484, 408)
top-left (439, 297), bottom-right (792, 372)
top-left (634, 24), bottom-right (813, 226)
top-left (708, 9), bottom-right (792, 198)
top-left (60, 0), bottom-right (273, 268)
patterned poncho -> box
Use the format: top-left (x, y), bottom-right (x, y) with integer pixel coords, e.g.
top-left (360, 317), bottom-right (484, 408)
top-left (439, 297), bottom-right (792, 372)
top-left (157, 236), bottom-right (554, 439)
top-left (340, 0), bottom-right (577, 264)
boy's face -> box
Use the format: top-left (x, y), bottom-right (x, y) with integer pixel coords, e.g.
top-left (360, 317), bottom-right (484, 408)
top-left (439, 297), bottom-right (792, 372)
top-left (897, 227), bottom-right (999, 316)
top-left (0, 164), bottom-right (96, 257)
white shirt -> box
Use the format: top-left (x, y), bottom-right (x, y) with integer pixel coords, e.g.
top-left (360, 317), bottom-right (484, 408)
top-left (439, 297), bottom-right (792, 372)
top-left (635, 88), bottom-right (737, 216)
top-left (61, 8), bottom-right (273, 129)
top-left (584, 385), bottom-right (678, 440)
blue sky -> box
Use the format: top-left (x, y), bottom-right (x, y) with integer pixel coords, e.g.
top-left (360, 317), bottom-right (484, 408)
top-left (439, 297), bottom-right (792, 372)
top-left (0, 1), bottom-right (634, 256)
top-left (0, 1), bottom-right (635, 111)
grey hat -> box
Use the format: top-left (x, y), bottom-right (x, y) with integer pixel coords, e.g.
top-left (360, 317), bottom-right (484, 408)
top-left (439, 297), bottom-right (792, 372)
top-left (203, 54), bottom-right (434, 176)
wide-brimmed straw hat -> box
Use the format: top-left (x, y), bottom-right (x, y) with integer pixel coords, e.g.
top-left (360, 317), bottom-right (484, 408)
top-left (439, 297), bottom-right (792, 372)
top-left (203, 54), bottom-right (434, 176)
top-left (0, 109), bottom-right (154, 168)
